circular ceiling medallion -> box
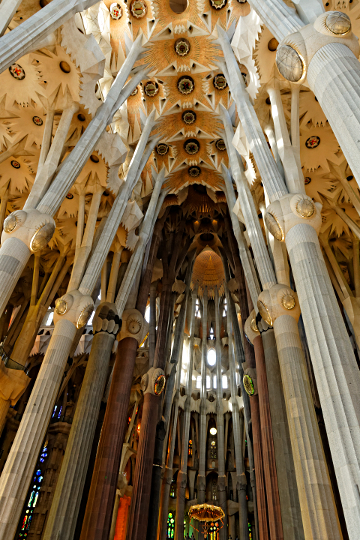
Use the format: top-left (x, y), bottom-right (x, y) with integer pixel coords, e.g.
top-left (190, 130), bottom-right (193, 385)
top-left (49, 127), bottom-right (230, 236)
top-left (215, 139), bottom-right (226, 151)
top-left (9, 64), bottom-right (25, 80)
top-left (77, 113), bottom-right (86, 121)
top-left (11, 160), bottom-right (20, 169)
top-left (90, 154), bottom-right (100, 163)
top-left (184, 139), bottom-right (200, 155)
top-left (182, 110), bottom-right (196, 124)
top-left (213, 73), bottom-right (227, 90)
top-left (110, 2), bottom-right (122, 19)
top-left (210, 0), bottom-right (227, 9)
top-left (156, 143), bottom-right (169, 155)
top-left (32, 116), bottom-right (43, 126)
top-left (59, 61), bottom-right (71, 74)
top-left (325, 11), bottom-right (351, 35)
top-left (305, 176), bottom-right (311, 185)
top-left (243, 374), bottom-right (255, 396)
top-left (130, 0), bottom-right (147, 18)
top-left (144, 81), bottom-right (159, 97)
top-left (305, 136), bottom-right (320, 149)
top-left (276, 45), bottom-right (304, 83)
top-left (177, 76), bottom-right (195, 95)
top-left (188, 166), bottom-right (201, 177)
top-left (174, 38), bottom-right (191, 56)
top-left (66, 193), bottom-right (74, 200)
top-left (154, 374), bottom-right (166, 396)
top-left (130, 87), bottom-right (138, 96)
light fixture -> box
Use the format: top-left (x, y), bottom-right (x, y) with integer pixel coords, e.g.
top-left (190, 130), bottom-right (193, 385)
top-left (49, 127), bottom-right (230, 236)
top-left (210, 427), bottom-right (217, 436)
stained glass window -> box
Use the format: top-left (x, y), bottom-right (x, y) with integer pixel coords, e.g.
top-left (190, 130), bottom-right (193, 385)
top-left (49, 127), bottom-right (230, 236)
top-left (167, 512), bottom-right (175, 538)
top-left (195, 299), bottom-right (201, 318)
top-left (188, 440), bottom-right (193, 456)
top-left (18, 442), bottom-right (48, 538)
top-left (248, 521), bottom-right (252, 540)
top-left (210, 440), bottom-right (217, 459)
top-left (170, 480), bottom-right (176, 498)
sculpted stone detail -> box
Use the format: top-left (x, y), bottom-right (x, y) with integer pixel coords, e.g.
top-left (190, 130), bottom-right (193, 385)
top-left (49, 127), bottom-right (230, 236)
top-left (257, 285), bottom-right (301, 326)
top-left (53, 290), bottom-right (95, 328)
top-left (244, 310), bottom-right (259, 345)
top-left (243, 369), bottom-right (257, 396)
top-left (141, 367), bottom-right (166, 396)
top-left (266, 193), bottom-right (322, 241)
top-left (1, 209), bottom-right (56, 253)
top-left (92, 302), bottom-right (121, 336)
top-left (118, 309), bottom-right (149, 344)
top-left (275, 11), bottom-right (359, 84)
top-left (276, 44), bottom-right (304, 83)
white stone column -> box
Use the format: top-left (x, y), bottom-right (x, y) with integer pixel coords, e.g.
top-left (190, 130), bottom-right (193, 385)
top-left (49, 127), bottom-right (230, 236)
top-left (265, 193), bottom-right (360, 539)
top-left (247, 0), bottom-right (303, 41)
top-left (0, 0), bottom-right (22, 36)
top-left (257, 285), bottom-right (341, 540)
top-left (0, 0), bottom-right (100, 73)
top-left (0, 289), bottom-right (94, 540)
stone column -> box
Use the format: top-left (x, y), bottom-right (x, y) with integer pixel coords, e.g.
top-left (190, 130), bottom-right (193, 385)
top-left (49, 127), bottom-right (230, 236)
top-left (175, 286), bottom-right (198, 540)
top-left (0, 290), bottom-right (94, 540)
top-left (257, 285), bottom-right (342, 540)
top-left (214, 288), bottom-right (228, 540)
top-left (224, 285), bottom-right (248, 540)
top-left (258, 328), bottom-right (304, 540)
top-left (0, 0), bottom-right (23, 36)
top-left (0, 0), bottom-right (100, 73)
top-left (265, 194), bottom-right (360, 539)
top-left (197, 288), bottom-right (208, 505)
top-left (42, 304), bottom-right (119, 540)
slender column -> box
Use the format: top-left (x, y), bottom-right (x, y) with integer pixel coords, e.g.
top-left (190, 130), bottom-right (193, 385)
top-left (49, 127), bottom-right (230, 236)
top-left (0, 0), bottom-right (100, 73)
top-left (0, 317), bottom-right (78, 540)
top-left (149, 281), bottom-right (157, 367)
top-left (0, 0), bottom-right (22, 36)
top-left (197, 287), bottom-right (208, 505)
top-left (175, 286), bottom-right (198, 540)
top-left (42, 305), bottom-right (119, 540)
top-left (259, 329), bottom-right (304, 540)
top-left (225, 285), bottom-right (248, 540)
top-left (214, 288), bottom-right (227, 540)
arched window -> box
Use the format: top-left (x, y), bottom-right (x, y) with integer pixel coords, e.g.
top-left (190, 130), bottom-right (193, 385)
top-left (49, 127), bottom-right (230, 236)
top-left (222, 298), bottom-right (227, 317)
top-left (195, 299), bottom-right (201, 318)
top-left (210, 440), bottom-right (217, 459)
top-left (18, 442), bottom-right (48, 538)
top-left (248, 521), bottom-right (253, 540)
top-left (207, 348), bottom-right (216, 367)
top-left (222, 374), bottom-right (228, 389)
top-left (170, 480), bottom-right (176, 498)
top-left (209, 325), bottom-right (215, 340)
top-left (188, 440), bottom-right (193, 456)
top-left (167, 512), bottom-right (175, 538)
top-left (211, 479), bottom-right (217, 501)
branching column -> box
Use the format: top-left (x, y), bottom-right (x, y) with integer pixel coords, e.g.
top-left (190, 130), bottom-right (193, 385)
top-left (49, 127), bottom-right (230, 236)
top-left (219, 28), bottom-right (360, 538)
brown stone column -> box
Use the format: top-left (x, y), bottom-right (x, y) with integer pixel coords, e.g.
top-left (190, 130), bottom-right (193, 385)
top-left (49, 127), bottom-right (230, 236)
top-left (253, 334), bottom-right (283, 540)
top-left (79, 336), bottom-right (138, 540)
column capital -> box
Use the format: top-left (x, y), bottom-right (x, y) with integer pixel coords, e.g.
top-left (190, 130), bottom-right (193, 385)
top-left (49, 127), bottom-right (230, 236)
top-left (54, 290), bottom-right (94, 328)
top-left (118, 308), bottom-right (148, 344)
top-left (92, 302), bottom-right (121, 337)
top-left (141, 367), bottom-right (166, 396)
top-left (257, 284), bottom-right (300, 327)
top-left (2, 209), bottom-right (55, 253)
top-left (244, 310), bottom-right (260, 345)
top-left (275, 11), bottom-right (359, 85)
top-left (265, 193), bottom-right (322, 242)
